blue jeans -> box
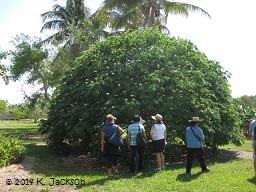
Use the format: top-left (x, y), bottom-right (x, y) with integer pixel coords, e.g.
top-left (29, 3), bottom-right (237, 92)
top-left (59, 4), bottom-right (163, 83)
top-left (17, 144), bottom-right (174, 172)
top-left (130, 146), bottom-right (144, 172)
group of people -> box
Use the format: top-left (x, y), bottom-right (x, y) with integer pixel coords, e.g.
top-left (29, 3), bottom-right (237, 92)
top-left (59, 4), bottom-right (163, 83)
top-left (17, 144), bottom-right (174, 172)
top-left (101, 113), bottom-right (210, 176)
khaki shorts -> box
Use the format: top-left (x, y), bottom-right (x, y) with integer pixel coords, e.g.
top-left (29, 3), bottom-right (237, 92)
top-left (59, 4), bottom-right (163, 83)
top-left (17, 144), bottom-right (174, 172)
top-left (253, 140), bottom-right (256, 158)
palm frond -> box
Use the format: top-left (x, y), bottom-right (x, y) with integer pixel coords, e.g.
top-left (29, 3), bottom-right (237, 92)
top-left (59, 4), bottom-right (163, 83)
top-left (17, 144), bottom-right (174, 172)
top-left (41, 20), bottom-right (67, 32)
top-left (41, 5), bottom-right (68, 22)
top-left (109, 8), bottom-right (143, 30)
top-left (102, 0), bottom-right (141, 10)
top-left (41, 30), bottom-right (70, 45)
top-left (164, 1), bottom-right (211, 18)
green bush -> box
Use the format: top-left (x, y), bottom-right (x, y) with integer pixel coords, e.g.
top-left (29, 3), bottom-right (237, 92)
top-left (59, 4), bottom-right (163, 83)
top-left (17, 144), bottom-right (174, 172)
top-left (0, 135), bottom-right (26, 167)
top-left (41, 28), bottom-right (243, 154)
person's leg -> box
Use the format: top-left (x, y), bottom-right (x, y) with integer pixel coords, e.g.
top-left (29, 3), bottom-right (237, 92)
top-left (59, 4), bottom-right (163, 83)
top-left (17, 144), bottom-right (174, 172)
top-left (254, 158), bottom-right (256, 176)
top-left (160, 140), bottom-right (165, 169)
top-left (196, 148), bottom-right (208, 172)
top-left (107, 168), bottom-right (112, 176)
top-left (186, 148), bottom-right (194, 174)
top-left (160, 152), bottom-right (165, 169)
top-left (253, 142), bottom-right (256, 176)
top-left (104, 143), bottom-right (113, 176)
top-left (138, 147), bottom-right (144, 171)
top-left (155, 153), bottom-right (161, 169)
top-left (111, 154), bottom-right (119, 174)
top-left (153, 140), bottom-right (161, 170)
top-left (130, 146), bottom-right (137, 173)
top-left (106, 155), bottom-right (113, 176)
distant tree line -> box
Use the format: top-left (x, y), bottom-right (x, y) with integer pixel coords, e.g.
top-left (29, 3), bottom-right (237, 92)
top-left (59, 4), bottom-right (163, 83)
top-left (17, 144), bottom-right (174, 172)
top-left (0, 99), bottom-right (46, 122)
top-left (235, 95), bottom-right (256, 137)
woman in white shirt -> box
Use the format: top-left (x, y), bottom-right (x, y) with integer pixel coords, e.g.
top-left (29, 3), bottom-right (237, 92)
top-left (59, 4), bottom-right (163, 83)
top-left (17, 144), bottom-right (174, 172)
top-left (150, 114), bottom-right (167, 171)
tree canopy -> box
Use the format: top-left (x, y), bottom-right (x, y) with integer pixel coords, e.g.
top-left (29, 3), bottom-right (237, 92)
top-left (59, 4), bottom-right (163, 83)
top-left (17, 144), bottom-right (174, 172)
top-left (0, 51), bottom-right (8, 84)
top-left (41, 29), bottom-right (242, 154)
top-left (41, 0), bottom-right (90, 46)
top-left (9, 34), bottom-right (51, 100)
top-left (95, 0), bottom-right (210, 32)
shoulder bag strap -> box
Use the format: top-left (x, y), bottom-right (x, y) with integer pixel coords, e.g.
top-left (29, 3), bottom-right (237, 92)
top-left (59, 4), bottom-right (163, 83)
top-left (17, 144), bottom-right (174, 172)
top-left (253, 125), bottom-right (256, 140)
top-left (190, 126), bottom-right (201, 143)
top-left (115, 125), bottom-right (119, 135)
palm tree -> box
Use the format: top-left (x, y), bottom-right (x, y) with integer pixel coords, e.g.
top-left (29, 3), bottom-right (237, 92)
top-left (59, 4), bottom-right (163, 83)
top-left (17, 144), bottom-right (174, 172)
top-left (41, 0), bottom-right (90, 46)
top-left (41, 0), bottom-right (107, 87)
top-left (96, 0), bottom-right (210, 33)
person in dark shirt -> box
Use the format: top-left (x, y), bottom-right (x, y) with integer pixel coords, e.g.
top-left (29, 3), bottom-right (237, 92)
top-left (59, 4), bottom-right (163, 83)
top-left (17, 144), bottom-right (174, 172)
top-left (101, 114), bottom-right (124, 176)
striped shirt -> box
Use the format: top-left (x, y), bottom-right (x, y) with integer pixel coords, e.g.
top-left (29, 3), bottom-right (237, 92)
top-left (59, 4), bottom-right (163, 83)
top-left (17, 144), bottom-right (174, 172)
top-left (128, 123), bottom-right (145, 146)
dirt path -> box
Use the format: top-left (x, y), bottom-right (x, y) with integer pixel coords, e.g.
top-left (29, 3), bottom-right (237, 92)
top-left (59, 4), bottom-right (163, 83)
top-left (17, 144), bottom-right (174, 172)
top-left (234, 151), bottom-right (253, 159)
top-left (0, 156), bottom-right (35, 192)
top-left (0, 156), bottom-right (80, 192)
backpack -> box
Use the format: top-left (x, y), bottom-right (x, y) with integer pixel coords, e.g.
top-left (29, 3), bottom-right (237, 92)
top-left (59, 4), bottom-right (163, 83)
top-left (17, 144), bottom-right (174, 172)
top-left (136, 125), bottom-right (147, 149)
top-left (108, 125), bottom-right (123, 146)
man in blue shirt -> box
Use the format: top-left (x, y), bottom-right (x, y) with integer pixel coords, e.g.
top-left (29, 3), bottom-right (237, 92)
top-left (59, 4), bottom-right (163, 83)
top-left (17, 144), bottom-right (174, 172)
top-left (249, 119), bottom-right (256, 176)
top-left (185, 117), bottom-right (209, 174)
top-left (127, 115), bottom-right (147, 173)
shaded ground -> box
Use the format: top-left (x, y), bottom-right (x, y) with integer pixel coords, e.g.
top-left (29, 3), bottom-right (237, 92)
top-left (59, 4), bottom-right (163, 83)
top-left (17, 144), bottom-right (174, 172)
top-left (217, 149), bottom-right (253, 160)
top-left (0, 156), bottom-right (35, 192)
top-left (0, 156), bottom-right (80, 191)
top-left (0, 130), bottom-right (254, 192)
top-left (0, 148), bottom-right (253, 192)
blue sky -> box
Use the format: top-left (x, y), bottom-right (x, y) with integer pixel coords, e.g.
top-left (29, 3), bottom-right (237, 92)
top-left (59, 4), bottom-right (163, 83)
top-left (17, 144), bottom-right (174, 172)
top-left (1, 0), bottom-right (256, 104)
top-left (0, 0), bottom-right (21, 22)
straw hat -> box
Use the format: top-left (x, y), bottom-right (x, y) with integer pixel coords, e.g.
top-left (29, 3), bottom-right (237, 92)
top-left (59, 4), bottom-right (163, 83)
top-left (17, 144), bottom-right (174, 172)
top-left (188, 117), bottom-right (203, 123)
top-left (151, 114), bottom-right (163, 121)
top-left (139, 117), bottom-right (145, 124)
top-left (106, 114), bottom-right (117, 121)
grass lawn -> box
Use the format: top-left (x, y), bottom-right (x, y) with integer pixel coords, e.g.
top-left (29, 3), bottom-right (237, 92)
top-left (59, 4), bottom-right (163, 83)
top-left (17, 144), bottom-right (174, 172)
top-left (0, 120), bottom-right (255, 192)
top-left (14, 158), bottom-right (256, 192)
top-left (221, 139), bottom-right (253, 152)
top-left (0, 119), bottom-right (41, 145)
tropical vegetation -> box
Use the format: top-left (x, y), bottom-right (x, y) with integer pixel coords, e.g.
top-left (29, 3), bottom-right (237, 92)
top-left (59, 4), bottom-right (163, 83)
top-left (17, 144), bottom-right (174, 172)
top-left (0, 50), bottom-right (8, 83)
top-left (40, 29), bottom-right (242, 154)
top-left (95, 0), bottom-right (210, 32)
top-left (0, 135), bottom-right (25, 167)
top-left (2, 0), bottom-right (256, 155)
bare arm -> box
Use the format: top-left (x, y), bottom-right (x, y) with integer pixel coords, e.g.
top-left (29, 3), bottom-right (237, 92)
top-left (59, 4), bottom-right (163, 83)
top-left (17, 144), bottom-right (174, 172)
top-left (143, 131), bottom-right (147, 141)
top-left (118, 126), bottom-right (124, 135)
top-left (150, 126), bottom-right (154, 140)
top-left (127, 131), bottom-right (131, 145)
top-left (164, 128), bottom-right (167, 141)
top-left (101, 132), bottom-right (105, 152)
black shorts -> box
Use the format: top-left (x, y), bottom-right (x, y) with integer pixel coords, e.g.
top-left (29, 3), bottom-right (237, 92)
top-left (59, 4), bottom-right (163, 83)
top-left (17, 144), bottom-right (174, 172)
top-left (104, 142), bottom-right (119, 168)
top-left (152, 139), bottom-right (165, 153)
